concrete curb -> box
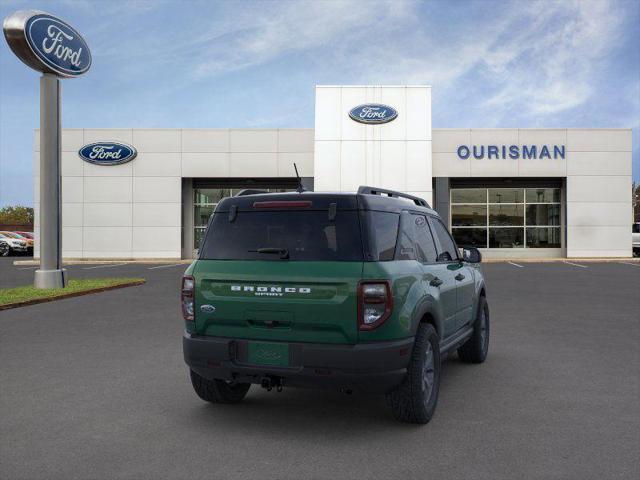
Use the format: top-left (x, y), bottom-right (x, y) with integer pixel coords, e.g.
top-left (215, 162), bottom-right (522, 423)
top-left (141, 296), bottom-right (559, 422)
top-left (0, 279), bottom-right (146, 311)
top-left (13, 259), bottom-right (192, 266)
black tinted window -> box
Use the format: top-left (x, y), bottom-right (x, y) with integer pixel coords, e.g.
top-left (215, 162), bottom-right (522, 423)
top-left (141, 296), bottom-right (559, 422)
top-left (366, 211), bottom-right (399, 261)
top-left (413, 215), bottom-right (438, 263)
top-left (200, 211), bottom-right (362, 261)
top-left (429, 218), bottom-right (458, 262)
top-left (395, 213), bottom-right (416, 260)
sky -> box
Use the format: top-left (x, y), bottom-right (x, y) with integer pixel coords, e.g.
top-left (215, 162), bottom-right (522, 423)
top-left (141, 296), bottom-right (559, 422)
top-left (0, 0), bottom-right (638, 207)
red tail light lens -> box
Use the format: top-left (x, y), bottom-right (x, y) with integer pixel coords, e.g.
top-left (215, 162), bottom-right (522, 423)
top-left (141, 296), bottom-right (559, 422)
top-left (181, 275), bottom-right (195, 321)
top-left (358, 281), bottom-right (393, 330)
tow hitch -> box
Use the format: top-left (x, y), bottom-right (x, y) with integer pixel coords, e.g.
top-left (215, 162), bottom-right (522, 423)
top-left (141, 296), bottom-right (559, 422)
top-left (260, 376), bottom-right (284, 392)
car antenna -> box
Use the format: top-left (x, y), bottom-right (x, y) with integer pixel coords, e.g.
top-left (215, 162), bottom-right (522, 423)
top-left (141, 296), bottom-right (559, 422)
top-left (294, 163), bottom-right (305, 193)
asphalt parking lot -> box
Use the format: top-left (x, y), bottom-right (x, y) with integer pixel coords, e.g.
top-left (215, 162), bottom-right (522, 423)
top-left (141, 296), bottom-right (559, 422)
top-left (1, 257), bottom-right (639, 480)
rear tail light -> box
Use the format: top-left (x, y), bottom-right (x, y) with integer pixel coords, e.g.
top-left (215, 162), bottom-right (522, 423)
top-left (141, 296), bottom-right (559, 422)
top-left (181, 275), bottom-right (195, 321)
top-left (358, 281), bottom-right (393, 330)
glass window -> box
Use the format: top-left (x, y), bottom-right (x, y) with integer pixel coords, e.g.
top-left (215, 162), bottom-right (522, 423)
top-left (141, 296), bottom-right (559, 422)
top-left (367, 211), bottom-right (399, 261)
top-left (450, 186), bottom-right (561, 249)
top-left (429, 218), bottom-right (458, 262)
top-left (489, 205), bottom-right (524, 226)
top-left (451, 188), bottom-right (486, 203)
top-left (489, 188), bottom-right (524, 203)
top-left (193, 187), bottom-right (293, 251)
top-left (452, 228), bottom-right (487, 248)
top-left (526, 227), bottom-right (561, 248)
top-left (200, 211), bottom-right (363, 261)
top-left (194, 227), bottom-right (207, 251)
top-left (526, 204), bottom-right (560, 226)
top-left (526, 188), bottom-right (561, 203)
top-left (395, 227), bottom-right (416, 260)
top-left (412, 215), bottom-right (438, 263)
top-left (194, 205), bottom-right (215, 227)
top-left (633, 224), bottom-right (640, 234)
top-left (451, 205), bottom-right (487, 226)
top-left (489, 228), bottom-right (524, 248)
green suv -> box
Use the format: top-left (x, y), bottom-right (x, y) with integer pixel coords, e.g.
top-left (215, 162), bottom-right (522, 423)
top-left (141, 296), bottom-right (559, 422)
top-left (182, 186), bottom-right (489, 424)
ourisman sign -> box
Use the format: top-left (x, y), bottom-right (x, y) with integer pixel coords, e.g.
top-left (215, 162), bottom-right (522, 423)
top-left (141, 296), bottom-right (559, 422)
top-left (457, 144), bottom-right (566, 160)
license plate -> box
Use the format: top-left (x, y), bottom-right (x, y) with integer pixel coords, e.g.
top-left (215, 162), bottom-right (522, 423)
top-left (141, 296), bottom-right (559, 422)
top-left (247, 342), bottom-right (289, 367)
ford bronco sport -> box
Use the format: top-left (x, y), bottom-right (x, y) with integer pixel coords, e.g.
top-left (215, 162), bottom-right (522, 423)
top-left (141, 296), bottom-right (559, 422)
top-left (182, 186), bottom-right (489, 424)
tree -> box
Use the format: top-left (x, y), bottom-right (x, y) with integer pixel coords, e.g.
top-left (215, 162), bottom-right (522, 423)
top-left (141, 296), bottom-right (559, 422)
top-left (0, 205), bottom-right (34, 225)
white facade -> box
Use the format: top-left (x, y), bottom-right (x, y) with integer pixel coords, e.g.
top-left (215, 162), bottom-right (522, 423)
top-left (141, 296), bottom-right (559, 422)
top-left (32, 85), bottom-right (633, 259)
top-left (314, 86), bottom-right (433, 205)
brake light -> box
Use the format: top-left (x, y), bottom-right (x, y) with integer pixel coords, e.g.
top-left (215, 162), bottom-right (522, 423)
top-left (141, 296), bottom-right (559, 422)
top-left (253, 201), bottom-right (312, 209)
top-left (181, 275), bottom-right (195, 321)
top-left (358, 281), bottom-right (393, 330)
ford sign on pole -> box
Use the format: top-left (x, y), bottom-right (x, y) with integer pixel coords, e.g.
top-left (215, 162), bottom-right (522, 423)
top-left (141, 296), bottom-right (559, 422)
top-left (79, 142), bottom-right (138, 166)
top-left (3, 10), bottom-right (91, 289)
top-left (349, 104), bottom-right (398, 125)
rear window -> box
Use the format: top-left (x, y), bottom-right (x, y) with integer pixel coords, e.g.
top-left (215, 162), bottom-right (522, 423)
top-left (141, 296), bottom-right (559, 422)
top-left (200, 210), bottom-right (363, 261)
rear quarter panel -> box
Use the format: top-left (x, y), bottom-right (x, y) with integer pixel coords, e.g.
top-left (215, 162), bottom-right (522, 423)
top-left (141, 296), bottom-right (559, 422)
top-left (359, 261), bottom-right (426, 341)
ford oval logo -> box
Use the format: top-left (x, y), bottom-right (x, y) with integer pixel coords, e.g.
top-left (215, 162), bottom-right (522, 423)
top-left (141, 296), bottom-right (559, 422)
top-left (349, 104), bottom-right (398, 125)
top-left (22, 13), bottom-right (91, 77)
top-left (78, 142), bottom-right (137, 166)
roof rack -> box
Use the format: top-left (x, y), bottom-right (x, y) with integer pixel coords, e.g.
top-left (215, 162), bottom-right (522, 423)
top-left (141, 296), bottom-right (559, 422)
top-left (235, 189), bottom-right (269, 197)
top-left (357, 185), bottom-right (430, 208)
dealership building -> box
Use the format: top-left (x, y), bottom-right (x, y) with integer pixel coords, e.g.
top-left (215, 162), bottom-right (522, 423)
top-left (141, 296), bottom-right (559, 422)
top-left (32, 85), bottom-right (633, 259)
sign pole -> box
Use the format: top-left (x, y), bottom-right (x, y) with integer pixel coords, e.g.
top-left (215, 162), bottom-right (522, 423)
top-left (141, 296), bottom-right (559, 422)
top-left (34, 73), bottom-right (66, 288)
top-left (4, 9), bottom-right (91, 289)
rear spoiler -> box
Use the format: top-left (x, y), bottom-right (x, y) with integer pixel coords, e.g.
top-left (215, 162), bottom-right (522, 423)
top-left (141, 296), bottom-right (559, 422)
top-left (357, 186), bottom-right (430, 208)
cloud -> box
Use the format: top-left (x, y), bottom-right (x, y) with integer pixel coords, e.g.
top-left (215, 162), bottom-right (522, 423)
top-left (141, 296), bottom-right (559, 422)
top-left (479, 0), bottom-right (625, 116)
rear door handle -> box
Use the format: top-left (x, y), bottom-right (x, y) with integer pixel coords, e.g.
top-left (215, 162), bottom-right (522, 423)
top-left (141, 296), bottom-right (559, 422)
top-left (429, 277), bottom-right (443, 287)
top-left (455, 273), bottom-right (465, 281)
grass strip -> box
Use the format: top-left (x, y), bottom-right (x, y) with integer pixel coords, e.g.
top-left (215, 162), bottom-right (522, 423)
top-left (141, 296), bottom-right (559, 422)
top-left (0, 278), bottom-right (145, 310)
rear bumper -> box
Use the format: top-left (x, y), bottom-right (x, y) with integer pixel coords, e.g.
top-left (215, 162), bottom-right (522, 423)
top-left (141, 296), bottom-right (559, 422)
top-left (183, 333), bottom-right (414, 393)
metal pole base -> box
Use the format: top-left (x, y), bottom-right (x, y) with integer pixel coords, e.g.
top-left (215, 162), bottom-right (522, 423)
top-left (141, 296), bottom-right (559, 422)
top-left (34, 269), bottom-right (67, 289)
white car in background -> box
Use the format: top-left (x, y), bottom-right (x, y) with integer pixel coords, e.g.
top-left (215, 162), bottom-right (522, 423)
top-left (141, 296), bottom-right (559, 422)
top-left (0, 232), bottom-right (28, 256)
top-left (633, 223), bottom-right (640, 257)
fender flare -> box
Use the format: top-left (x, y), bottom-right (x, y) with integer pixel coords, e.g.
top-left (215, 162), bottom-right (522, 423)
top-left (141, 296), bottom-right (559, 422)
top-left (410, 297), bottom-right (444, 340)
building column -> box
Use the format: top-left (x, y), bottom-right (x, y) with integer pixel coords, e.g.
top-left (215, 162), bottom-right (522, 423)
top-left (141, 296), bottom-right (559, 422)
top-left (181, 178), bottom-right (193, 259)
top-left (434, 177), bottom-right (450, 224)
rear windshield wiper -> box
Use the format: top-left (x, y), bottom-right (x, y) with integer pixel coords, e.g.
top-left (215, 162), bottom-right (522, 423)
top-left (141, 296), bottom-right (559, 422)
top-left (248, 247), bottom-right (289, 259)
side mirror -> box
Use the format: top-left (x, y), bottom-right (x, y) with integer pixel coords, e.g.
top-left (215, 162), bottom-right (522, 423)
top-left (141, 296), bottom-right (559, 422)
top-left (462, 247), bottom-right (482, 263)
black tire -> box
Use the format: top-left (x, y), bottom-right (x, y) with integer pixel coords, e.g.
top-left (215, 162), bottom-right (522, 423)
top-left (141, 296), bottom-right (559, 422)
top-left (458, 296), bottom-right (489, 364)
top-left (0, 243), bottom-right (9, 257)
top-left (189, 369), bottom-right (251, 404)
top-left (386, 323), bottom-right (441, 424)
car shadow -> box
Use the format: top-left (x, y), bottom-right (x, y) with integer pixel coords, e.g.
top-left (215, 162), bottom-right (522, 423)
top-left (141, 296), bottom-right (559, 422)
top-left (180, 354), bottom-right (477, 436)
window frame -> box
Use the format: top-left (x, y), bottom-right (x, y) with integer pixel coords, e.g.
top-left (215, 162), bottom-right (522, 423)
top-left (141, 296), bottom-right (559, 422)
top-left (450, 187), bottom-right (562, 249)
top-left (428, 216), bottom-right (461, 263)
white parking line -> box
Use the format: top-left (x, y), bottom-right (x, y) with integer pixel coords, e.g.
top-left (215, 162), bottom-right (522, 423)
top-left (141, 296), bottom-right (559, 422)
top-left (507, 261), bottom-right (524, 268)
top-left (618, 262), bottom-right (640, 267)
top-left (563, 261), bottom-right (588, 268)
top-left (18, 266), bottom-right (38, 270)
top-left (148, 263), bottom-right (185, 270)
top-left (82, 263), bottom-right (128, 270)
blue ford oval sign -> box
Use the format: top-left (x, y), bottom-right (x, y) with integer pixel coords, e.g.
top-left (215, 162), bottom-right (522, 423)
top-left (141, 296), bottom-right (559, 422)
top-left (349, 104), bottom-right (398, 124)
top-left (79, 142), bottom-right (137, 166)
top-left (3, 10), bottom-right (91, 78)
